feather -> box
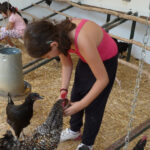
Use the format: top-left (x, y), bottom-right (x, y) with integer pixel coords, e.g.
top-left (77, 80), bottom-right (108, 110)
top-left (6, 93), bottom-right (43, 138)
top-left (0, 99), bottom-right (67, 150)
top-left (45, 0), bottom-right (52, 6)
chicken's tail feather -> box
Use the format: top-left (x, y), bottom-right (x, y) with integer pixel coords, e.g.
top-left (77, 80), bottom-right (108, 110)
top-left (45, 0), bottom-right (52, 6)
top-left (8, 92), bottom-right (14, 104)
top-left (0, 130), bottom-right (19, 149)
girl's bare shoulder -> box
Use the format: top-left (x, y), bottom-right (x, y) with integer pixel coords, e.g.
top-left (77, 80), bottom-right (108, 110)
top-left (78, 20), bottom-right (103, 47)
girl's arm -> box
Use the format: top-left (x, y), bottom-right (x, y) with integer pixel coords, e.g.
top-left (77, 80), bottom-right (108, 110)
top-left (78, 37), bottom-right (109, 107)
top-left (64, 31), bottom-right (109, 115)
top-left (6, 22), bottom-right (14, 30)
top-left (59, 53), bottom-right (73, 95)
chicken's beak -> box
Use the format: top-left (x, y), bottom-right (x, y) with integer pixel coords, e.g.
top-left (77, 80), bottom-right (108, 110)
top-left (37, 96), bottom-right (44, 100)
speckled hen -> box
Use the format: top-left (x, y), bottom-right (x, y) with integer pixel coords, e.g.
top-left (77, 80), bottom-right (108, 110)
top-left (0, 99), bottom-right (67, 150)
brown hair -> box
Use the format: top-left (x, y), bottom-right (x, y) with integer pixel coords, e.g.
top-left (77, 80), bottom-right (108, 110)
top-left (0, 2), bottom-right (17, 15)
top-left (24, 18), bottom-right (76, 58)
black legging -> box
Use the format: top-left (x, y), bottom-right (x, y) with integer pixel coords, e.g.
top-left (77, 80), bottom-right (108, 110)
top-left (70, 54), bottom-right (118, 146)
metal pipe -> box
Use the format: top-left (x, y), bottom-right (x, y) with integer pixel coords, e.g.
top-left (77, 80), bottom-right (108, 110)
top-left (23, 58), bottom-right (43, 69)
top-left (102, 11), bottom-right (132, 29)
top-left (105, 18), bottom-right (128, 31)
top-left (105, 14), bottom-right (111, 33)
top-left (106, 14), bottom-right (111, 23)
top-left (23, 57), bottom-right (57, 75)
top-left (102, 17), bottom-right (121, 28)
top-left (21, 0), bottom-right (45, 11)
top-left (23, 56), bottom-right (60, 70)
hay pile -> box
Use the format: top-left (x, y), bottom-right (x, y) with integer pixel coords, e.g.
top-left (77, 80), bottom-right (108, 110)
top-left (0, 39), bottom-right (150, 150)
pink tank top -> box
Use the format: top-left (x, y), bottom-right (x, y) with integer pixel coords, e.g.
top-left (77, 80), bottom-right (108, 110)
top-left (69, 19), bottom-right (118, 62)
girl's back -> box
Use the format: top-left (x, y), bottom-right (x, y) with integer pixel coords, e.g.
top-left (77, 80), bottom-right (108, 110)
top-left (9, 13), bottom-right (26, 31)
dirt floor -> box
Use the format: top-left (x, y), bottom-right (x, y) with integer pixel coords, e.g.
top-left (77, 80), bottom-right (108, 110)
top-left (0, 39), bottom-right (150, 150)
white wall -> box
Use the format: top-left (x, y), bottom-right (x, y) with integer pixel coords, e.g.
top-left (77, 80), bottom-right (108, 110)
top-left (0, 0), bottom-right (40, 10)
top-left (71, 0), bottom-right (150, 17)
top-left (0, 0), bottom-right (150, 64)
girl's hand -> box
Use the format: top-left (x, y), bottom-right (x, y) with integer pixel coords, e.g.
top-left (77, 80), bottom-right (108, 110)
top-left (6, 22), bottom-right (14, 30)
top-left (64, 101), bottom-right (84, 116)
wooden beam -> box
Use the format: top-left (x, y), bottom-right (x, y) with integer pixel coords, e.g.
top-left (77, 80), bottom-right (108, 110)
top-left (110, 34), bottom-right (150, 51)
top-left (56, 0), bottom-right (150, 26)
top-left (118, 59), bottom-right (150, 80)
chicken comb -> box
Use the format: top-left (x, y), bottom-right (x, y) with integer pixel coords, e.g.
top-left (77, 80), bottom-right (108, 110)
top-left (61, 98), bottom-right (70, 109)
top-left (141, 136), bottom-right (147, 142)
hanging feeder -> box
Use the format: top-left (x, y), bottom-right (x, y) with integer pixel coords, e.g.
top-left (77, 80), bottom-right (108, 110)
top-left (0, 47), bottom-right (31, 97)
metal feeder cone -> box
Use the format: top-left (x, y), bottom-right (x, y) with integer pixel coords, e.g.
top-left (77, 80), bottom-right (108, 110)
top-left (0, 47), bottom-right (31, 97)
